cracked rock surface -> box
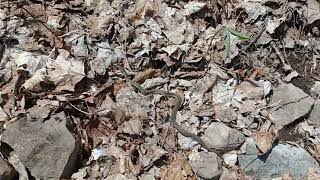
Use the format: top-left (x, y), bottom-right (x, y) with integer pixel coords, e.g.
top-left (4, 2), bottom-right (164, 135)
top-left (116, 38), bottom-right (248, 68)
top-left (238, 139), bottom-right (320, 179)
top-left (270, 83), bottom-right (314, 126)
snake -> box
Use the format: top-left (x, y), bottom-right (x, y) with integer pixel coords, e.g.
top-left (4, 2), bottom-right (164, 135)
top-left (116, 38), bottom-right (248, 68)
top-left (121, 68), bottom-right (224, 154)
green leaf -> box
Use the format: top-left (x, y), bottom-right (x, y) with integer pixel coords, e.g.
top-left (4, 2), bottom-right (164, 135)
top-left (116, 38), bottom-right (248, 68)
top-left (227, 28), bottom-right (251, 40)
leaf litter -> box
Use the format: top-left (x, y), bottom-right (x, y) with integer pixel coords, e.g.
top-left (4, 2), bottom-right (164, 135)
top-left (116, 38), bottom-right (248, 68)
top-left (1, 0), bottom-right (320, 179)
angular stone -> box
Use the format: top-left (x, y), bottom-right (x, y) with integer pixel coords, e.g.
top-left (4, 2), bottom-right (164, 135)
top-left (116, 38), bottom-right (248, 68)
top-left (202, 122), bottom-right (245, 151)
top-left (189, 151), bottom-right (223, 179)
top-left (238, 142), bottom-right (320, 179)
top-left (2, 112), bottom-right (80, 179)
top-left (270, 83), bottom-right (314, 126)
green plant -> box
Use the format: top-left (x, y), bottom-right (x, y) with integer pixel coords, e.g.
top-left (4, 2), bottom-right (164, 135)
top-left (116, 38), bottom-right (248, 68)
top-left (208, 26), bottom-right (251, 61)
top-left (224, 27), bottom-right (251, 60)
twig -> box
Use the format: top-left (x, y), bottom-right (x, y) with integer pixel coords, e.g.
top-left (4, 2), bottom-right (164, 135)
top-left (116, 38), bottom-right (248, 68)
top-left (66, 101), bottom-right (92, 116)
top-left (271, 42), bottom-right (293, 71)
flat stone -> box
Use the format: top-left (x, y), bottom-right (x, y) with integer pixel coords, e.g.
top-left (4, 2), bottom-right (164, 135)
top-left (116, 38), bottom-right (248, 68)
top-left (189, 150), bottom-right (223, 179)
top-left (0, 157), bottom-right (18, 180)
top-left (202, 122), bottom-right (245, 151)
top-left (238, 142), bottom-right (320, 179)
top-left (2, 112), bottom-right (80, 179)
top-left (309, 100), bottom-right (320, 126)
top-left (270, 83), bottom-right (314, 126)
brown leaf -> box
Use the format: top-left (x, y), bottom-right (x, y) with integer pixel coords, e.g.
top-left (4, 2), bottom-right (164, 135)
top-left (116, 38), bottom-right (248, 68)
top-left (98, 95), bottom-right (125, 125)
top-left (252, 128), bottom-right (278, 154)
top-left (131, 0), bottom-right (161, 20)
top-left (88, 123), bottom-right (113, 147)
top-left (161, 159), bottom-right (196, 180)
top-left (133, 68), bottom-right (159, 83)
top-left (47, 52), bottom-right (85, 91)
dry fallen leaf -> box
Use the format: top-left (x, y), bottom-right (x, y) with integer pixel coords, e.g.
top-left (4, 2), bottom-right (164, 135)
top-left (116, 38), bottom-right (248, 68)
top-left (122, 119), bottom-right (142, 135)
top-left (47, 53), bottom-right (85, 91)
top-left (133, 68), bottom-right (159, 83)
top-left (252, 128), bottom-right (278, 154)
top-left (0, 107), bottom-right (8, 122)
top-left (2, 0), bottom-right (320, 179)
top-left (131, 0), bottom-right (160, 20)
top-left (139, 144), bottom-right (167, 168)
top-left (161, 159), bottom-right (196, 180)
top-left (98, 95), bottom-right (125, 125)
top-left (22, 68), bottom-right (47, 92)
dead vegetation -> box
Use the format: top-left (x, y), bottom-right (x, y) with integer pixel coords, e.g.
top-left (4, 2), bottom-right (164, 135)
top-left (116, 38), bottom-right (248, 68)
top-left (0, 0), bottom-right (320, 179)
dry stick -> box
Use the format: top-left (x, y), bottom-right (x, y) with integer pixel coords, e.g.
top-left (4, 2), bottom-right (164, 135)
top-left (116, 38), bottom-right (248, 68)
top-left (271, 42), bottom-right (293, 71)
top-left (271, 42), bottom-right (286, 64)
top-left (66, 101), bottom-right (92, 116)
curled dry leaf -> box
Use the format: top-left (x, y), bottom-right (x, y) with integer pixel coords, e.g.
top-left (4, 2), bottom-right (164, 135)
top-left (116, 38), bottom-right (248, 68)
top-left (252, 128), bottom-right (278, 154)
top-left (22, 68), bottom-right (47, 92)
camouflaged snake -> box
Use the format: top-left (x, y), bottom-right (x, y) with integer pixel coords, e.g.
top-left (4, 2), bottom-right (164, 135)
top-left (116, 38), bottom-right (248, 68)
top-left (121, 68), bottom-right (224, 154)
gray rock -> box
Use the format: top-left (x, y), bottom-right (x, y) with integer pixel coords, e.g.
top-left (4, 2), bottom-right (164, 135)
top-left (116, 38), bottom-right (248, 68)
top-left (309, 99), bottom-right (320, 126)
top-left (202, 122), bottom-right (245, 151)
top-left (0, 157), bottom-right (18, 180)
top-left (270, 83), bottom-right (314, 126)
top-left (238, 143), bottom-right (320, 179)
top-left (310, 81), bottom-right (320, 97)
top-left (189, 151), bottom-right (223, 179)
top-left (2, 112), bottom-right (80, 179)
